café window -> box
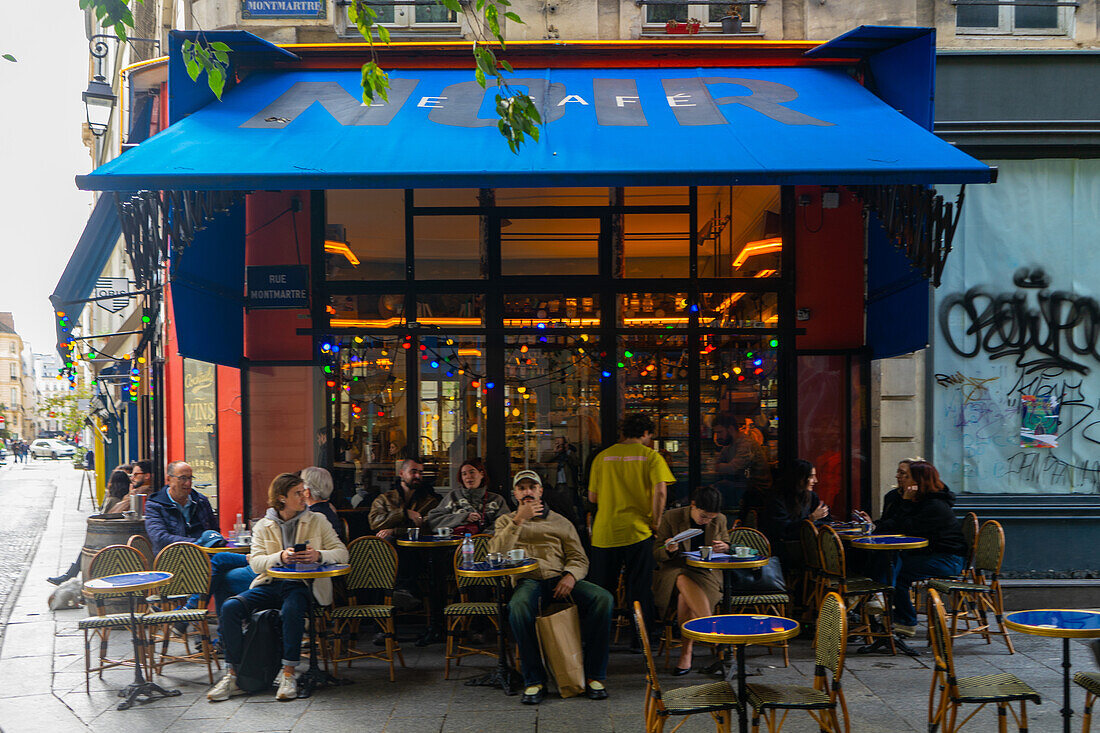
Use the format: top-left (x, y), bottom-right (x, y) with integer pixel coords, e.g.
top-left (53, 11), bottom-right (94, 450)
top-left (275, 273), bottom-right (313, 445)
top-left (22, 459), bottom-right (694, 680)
top-left (643, 1), bottom-right (759, 31)
top-left (342, 1), bottom-right (458, 32)
top-left (183, 359), bottom-right (218, 509)
top-left (956, 0), bottom-right (1070, 35)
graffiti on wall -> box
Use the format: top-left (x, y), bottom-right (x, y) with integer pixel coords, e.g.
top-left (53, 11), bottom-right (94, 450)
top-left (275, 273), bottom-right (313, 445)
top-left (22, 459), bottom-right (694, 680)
top-left (935, 268), bottom-right (1100, 494)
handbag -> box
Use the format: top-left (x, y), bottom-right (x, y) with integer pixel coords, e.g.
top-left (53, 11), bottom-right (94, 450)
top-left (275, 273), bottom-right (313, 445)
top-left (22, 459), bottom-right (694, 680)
top-left (727, 556), bottom-right (787, 594)
top-left (535, 602), bottom-right (586, 698)
top-left (235, 608), bottom-right (283, 693)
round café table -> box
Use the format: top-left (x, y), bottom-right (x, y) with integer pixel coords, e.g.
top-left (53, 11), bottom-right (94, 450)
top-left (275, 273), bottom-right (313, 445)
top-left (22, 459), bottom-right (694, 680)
top-left (396, 535), bottom-right (463, 645)
top-left (848, 535), bottom-right (929, 657)
top-left (685, 550), bottom-right (771, 675)
top-left (83, 571), bottom-right (181, 710)
top-left (455, 558), bottom-right (539, 695)
top-left (195, 541), bottom-right (251, 554)
top-left (682, 614), bottom-right (801, 733)
top-left (266, 563), bottom-right (352, 698)
top-left (1005, 609), bottom-right (1100, 733)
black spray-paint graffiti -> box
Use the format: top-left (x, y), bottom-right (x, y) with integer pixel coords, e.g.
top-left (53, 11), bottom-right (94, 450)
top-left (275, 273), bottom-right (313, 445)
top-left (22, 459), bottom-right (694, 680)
top-left (1003, 450), bottom-right (1100, 493)
top-left (939, 267), bottom-right (1100, 375)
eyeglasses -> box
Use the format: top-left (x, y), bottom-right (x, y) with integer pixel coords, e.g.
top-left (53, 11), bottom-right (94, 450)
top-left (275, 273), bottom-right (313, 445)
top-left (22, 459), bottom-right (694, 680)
top-left (170, 474), bottom-right (194, 482)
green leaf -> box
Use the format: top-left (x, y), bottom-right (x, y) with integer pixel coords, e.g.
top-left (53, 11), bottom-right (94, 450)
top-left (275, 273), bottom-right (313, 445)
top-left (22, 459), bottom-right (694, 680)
top-left (504, 12), bottom-right (522, 23)
top-left (207, 65), bottom-right (226, 100)
top-left (2, 54), bottom-right (15, 63)
top-left (210, 42), bottom-right (230, 52)
top-left (377, 25), bottom-right (391, 44)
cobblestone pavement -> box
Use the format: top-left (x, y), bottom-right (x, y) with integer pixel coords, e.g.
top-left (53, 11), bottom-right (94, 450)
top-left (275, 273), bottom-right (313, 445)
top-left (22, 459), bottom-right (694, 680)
top-left (0, 466), bottom-right (1096, 732)
top-left (0, 460), bottom-right (60, 649)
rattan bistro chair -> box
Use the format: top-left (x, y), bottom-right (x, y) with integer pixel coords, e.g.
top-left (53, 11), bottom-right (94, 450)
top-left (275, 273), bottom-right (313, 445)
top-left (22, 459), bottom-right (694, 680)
top-left (799, 521), bottom-right (825, 611)
top-left (745, 591), bottom-right (849, 733)
top-left (329, 536), bottom-right (405, 681)
top-left (928, 520), bottom-right (1015, 654)
top-left (141, 541), bottom-right (219, 684)
top-left (77, 544), bottom-right (148, 692)
top-left (727, 528), bottom-right (791, 666)
top-left (818, 526), bottom-right (896, 654)
top-left (927, 589), bottom-right (1039, 732)
top-left (127, 534), bottom-right (153, 570)
top-left (442, 535), bottom-right (500, 678)
top-left (1076, 672), bottom-right (1100, 732)
top-left (633, 601), bottom-right (737, 733)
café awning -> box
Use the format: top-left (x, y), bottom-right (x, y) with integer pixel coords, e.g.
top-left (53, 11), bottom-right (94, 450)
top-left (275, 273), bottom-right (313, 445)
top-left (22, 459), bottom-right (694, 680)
top-left (77, 64), bottom-right (992, 191)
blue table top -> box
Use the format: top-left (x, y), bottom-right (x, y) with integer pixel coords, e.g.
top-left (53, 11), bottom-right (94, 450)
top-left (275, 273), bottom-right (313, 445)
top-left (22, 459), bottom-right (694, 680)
top-left (849, 535), bottom-right (927, 547)
top-left (1005, 609), bottom-right (1100, 637)
top-left (88, 567), bottom-right (170, 585)
top-left (682, 614), bottom-right (800, 643)
top-left (462, 558), bottom-right (537, 573)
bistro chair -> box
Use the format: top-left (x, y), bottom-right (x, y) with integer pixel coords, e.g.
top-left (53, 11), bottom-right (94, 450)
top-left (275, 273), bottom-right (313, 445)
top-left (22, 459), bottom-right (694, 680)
top-left (727, 527), bottom-right (791, 666)
top-left (443, 534), bottom-right (500, 678)
top-left (126, 534), bottom-right (153, 570)
top-left (928, 520), bottom-right (1015, 654)
top-left (633, 601), bottom-right (737, 733)
top-left (799, 520), bottom-right (825, 611)
top-left (817, 526), bottom-right (896, 654)
top-left (926, 589), bottom-right (1039, 732)
top-left (745, 591), bottom-right (849, 733)
top-left (960, 512), bottom-right (979, 580)
top-left (76, 544), bottom-right (148, 692)
top-left (328, 536), bottom-right (405, 681)
top-left (1076, 671), bottom-right (1100, 732)
top-left (140, 541), bottom-right (219, 684)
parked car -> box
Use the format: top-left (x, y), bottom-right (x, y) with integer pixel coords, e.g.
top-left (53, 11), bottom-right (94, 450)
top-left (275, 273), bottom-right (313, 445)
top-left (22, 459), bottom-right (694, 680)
top-left (30, 439), bottom-right (76, 460)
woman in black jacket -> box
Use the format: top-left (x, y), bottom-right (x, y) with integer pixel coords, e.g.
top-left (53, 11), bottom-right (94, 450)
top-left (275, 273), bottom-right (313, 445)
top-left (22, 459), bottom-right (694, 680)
top-left (855, 460), bottom-right (966, 636)
top-left (761, 459), bottom-right (830, 563)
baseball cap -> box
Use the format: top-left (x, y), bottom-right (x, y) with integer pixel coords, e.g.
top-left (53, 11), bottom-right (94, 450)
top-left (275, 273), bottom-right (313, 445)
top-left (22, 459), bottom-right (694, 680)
top-left (512, 469), bottom-right (542, 488)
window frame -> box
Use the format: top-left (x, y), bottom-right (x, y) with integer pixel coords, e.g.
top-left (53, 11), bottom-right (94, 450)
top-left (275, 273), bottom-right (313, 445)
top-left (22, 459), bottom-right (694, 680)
top-left (642, 1), bottom-right (760, 33)
top-left (339, 2), bottom-right (461, 34)
top-left (955, 1), bottom-right (1072, 36)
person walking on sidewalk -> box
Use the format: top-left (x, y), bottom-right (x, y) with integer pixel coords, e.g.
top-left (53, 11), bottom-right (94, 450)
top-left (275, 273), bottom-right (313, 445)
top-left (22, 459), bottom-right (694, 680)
top-left (587, 413), bottom-right (674, 630)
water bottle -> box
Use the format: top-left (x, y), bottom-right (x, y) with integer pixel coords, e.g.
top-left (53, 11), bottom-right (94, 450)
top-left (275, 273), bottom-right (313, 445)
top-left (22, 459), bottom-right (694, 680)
top-left (461, 533), bottom-right (475, 569)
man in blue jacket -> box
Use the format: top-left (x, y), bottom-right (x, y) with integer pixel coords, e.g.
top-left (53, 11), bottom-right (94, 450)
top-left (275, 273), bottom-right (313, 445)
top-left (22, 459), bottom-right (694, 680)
top-left (145, 461), bottom-right (218, 554)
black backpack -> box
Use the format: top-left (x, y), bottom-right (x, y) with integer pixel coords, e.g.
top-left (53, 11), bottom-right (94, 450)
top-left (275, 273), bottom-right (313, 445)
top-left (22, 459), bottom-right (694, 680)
top-left (235, 608), bottom-right (283, 693)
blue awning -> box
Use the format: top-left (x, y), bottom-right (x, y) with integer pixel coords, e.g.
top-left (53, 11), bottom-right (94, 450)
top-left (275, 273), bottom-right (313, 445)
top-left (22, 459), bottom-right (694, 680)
top-left (49, 196), bottom-right (123, 354)
top-left (77, 64), bottom-right (992, 191)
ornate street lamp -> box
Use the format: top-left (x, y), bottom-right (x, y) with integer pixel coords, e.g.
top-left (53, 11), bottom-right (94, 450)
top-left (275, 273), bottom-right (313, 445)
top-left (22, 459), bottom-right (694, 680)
top-left (83, 74), bottom-right (116, 138)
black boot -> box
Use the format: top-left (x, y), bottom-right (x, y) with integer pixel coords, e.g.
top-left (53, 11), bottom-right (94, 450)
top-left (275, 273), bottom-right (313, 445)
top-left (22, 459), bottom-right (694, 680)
top-left (48, 560), bottom-right (80, 586)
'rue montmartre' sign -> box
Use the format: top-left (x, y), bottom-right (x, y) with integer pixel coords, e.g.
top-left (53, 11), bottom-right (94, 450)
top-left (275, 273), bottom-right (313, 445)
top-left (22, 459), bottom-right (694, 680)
top-left (246, 265), bottom-right (310, 309)
top-left (242, 0), bottom-right (326, 19)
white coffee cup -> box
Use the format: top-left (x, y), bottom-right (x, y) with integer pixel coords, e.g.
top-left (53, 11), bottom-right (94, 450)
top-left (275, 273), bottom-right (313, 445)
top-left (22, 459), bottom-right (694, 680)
top-left (435, 527), bottom-right (453, 537)
top-left (508, 548), bottom-right (526, 562)
top-left (734, 546), bottom-right (752, 558)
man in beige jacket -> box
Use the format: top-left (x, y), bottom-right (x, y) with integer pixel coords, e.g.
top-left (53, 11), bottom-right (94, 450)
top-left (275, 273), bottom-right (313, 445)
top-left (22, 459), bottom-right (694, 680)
top-left (490, 470), bottom-right (613, 706)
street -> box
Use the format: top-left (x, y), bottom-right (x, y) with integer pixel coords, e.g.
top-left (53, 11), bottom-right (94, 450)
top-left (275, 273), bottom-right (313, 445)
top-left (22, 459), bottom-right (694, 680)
top-left (0, 460), bottom-right (62, 649)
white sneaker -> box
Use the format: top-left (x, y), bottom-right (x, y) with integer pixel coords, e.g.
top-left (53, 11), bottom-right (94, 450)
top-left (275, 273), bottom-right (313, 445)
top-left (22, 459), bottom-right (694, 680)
top-left (894, 623), bottom-right (918, 638)
top-left (275, 672), bottom-right (298, 701)
top-left (865, 596), bottom-right (885, 616)
top-left (207, 672), bottom-right (245, 702)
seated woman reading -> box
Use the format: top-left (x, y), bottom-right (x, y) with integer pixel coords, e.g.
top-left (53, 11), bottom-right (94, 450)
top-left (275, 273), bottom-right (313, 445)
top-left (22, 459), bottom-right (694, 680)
top-left (854, 460), bottom-right (966, 637)
top-left (652, 485), bottom-right (730, 675)
top-left (207, 472), bottom-right (348, 702)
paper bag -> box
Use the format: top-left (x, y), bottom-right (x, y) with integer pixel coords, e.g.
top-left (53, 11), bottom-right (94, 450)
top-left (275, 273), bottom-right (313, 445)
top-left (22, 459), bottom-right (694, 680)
top-left (535, 602), bottom-right (586, 698)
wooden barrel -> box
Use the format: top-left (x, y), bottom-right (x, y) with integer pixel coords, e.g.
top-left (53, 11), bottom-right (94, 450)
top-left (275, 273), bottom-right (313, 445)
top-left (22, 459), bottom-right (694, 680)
top-left (80, 515), bottom-right (150, 615)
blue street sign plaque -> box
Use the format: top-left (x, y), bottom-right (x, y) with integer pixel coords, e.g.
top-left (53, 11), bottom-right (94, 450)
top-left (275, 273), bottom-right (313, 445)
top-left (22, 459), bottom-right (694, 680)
top-left (242, 0), bottom-right (326, 19)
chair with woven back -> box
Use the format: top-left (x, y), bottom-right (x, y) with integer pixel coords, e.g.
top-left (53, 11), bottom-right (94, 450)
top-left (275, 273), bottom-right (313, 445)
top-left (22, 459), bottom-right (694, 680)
top-left (442, 534), bottom-right (499, 678)
top-left (913, 511), bottom-right (983, 630)
top-left (745, 591), bottom-right (849, 733)
top-left (140, 541), bottom-right (219, 683)
top-left (1076, 667), bottom-right (1100, 733)
top-left (727, 527), bottom-right (791, 666)
top-left (960, 512), bottom-right (979, 580)
top-left (928, 520), bottom-right (1015, 653)
top-left (127, 534), bottom-right (153, 570)
top-left (77, 544), bottom-right (148, 692)
top-left (799, 520), bottom-right (824, 611)
top-left (328, 536), bottom-right (405, 681)
top-left (817, 526), bottom-right (896, 654)
top-left (926, 588), bottom-right (1039, 732)
top-left (633, 600), bottom-right (737, 733)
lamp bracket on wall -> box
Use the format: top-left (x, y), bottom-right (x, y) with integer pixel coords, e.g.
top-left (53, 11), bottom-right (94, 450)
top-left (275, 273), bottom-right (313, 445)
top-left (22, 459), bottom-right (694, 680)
top-left (89, 33), bottom-right (161, 60)
top-left (850, 184), bottom-right (966, 288)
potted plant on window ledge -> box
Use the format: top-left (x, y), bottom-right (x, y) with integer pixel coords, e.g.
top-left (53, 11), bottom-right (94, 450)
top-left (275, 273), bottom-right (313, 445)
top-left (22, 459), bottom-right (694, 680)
top-left (666, 18), bottom-right (702, 34)
top-left (720, 3), bottom-right (746, 34)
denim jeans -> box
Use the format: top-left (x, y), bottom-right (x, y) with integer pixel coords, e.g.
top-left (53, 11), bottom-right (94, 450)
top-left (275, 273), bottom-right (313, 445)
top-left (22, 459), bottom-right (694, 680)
top-left (869, 552), bottom-right (966, 626)
top-left (211, 552), bottom-right (258, 613)
top-left (219, 579), bottom-right (310, 669)
top-left (507, 577), bottom-right (613, 687)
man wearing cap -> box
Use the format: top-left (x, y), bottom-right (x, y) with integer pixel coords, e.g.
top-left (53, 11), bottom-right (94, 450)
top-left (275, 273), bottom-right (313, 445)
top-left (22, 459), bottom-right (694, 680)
top-left (145, 460), bottom-right (219, 554)
top-left (490, 469), bottom-right (613, 705)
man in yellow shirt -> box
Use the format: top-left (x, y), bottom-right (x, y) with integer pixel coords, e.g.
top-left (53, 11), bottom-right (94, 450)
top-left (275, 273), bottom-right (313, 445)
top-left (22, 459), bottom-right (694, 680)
top-left (587, 413), bottom-right (675, 628)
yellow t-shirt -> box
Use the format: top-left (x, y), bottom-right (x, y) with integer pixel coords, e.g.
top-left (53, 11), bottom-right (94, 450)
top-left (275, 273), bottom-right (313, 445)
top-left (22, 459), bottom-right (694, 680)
top-left (589, 442), bottom-right (675, 548)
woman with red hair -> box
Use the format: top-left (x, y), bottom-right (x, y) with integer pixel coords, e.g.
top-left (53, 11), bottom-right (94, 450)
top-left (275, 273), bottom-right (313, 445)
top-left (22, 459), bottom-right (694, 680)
top-left (856, 461), bottom-right (966, 637)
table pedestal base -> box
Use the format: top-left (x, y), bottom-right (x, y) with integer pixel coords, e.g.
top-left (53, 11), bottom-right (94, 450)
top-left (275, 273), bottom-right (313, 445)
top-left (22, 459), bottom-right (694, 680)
top-left (857, 635), bottom-right (920, 657)
top-left (117, 680), bottom-right (181, 710)
top-left (465, 665), bottom-right (524, 696)
top-left (296, 664), bottom-right (352, 699)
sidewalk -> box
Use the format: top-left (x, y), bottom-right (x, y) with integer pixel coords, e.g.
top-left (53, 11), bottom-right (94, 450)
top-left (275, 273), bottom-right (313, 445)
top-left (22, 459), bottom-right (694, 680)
top-left (0, 468), bottom-right (1093, 732)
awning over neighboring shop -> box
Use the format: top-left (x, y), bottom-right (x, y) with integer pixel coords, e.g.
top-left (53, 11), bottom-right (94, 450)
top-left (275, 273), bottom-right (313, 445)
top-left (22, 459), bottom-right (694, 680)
top-left (77, 64), bottom-right (992, 191)
top-left (49, 195), bottom-right (122, 357)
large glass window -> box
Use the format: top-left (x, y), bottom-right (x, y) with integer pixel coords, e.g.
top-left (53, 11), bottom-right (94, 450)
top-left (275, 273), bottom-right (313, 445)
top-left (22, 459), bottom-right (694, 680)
top-left (327, 189), bottom-right (405, 281)
top-left (415, 216), bottom-right (483, 280)
top-left (502, 218), bottom-right (600, 276)
top-left (956, 0), bottom-right (1067, 34)
top-left (417, 336), bottom-right (485, 492)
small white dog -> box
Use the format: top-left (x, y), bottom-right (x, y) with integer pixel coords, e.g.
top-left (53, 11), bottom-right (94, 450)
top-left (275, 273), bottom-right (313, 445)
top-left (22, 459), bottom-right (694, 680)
top-left (48, 578), bottom-right (85, 610)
